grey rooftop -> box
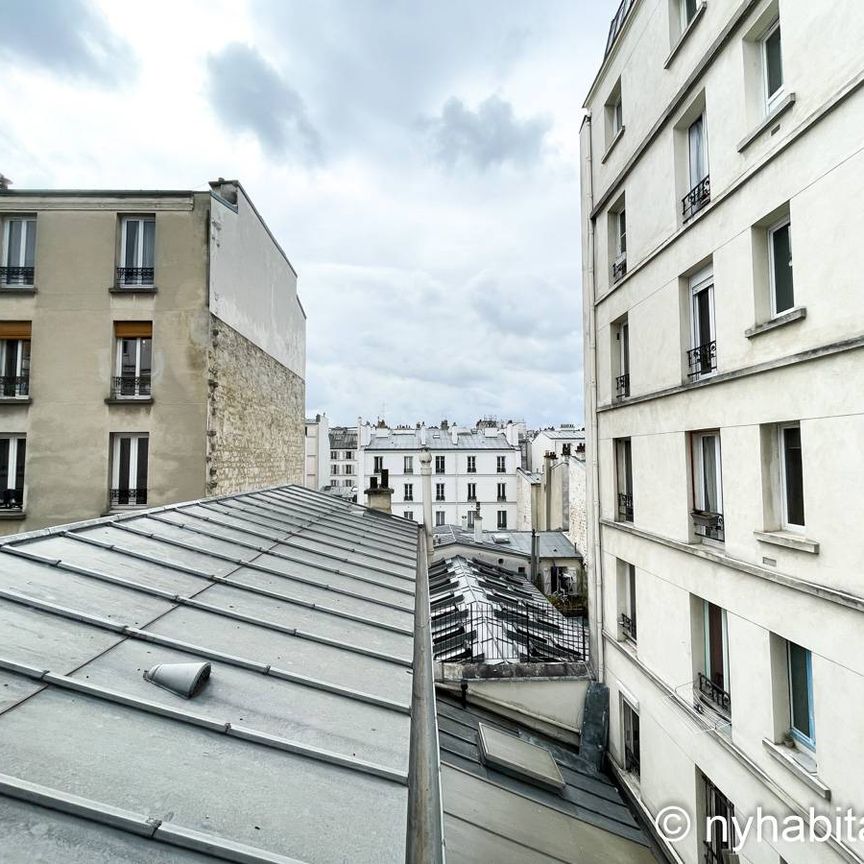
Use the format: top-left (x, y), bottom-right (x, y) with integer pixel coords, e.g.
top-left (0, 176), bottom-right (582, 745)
top-left (433, 524), bottom-right (581, 560)
top-left (365, 428), bottom-right (517, 451)
top-left (0, 485), bottom-right (431, 864)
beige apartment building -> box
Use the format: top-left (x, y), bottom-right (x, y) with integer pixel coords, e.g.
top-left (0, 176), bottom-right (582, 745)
top-left (0, 178), bottom-right (305, 534)
top-left (581, 2), bottom-right (864, 863)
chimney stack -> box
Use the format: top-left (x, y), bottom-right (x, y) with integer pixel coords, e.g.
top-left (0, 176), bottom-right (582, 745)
top-left (419, 447), bottom-right (433, 552)
top-left (0, 175), bottom-right (11, 192)
top-left (544, 450), bottom-right (556, 531)
top-left (365, 469), bottom-right (393, 514)
top-left (473, 502), bottom-right (483, 542)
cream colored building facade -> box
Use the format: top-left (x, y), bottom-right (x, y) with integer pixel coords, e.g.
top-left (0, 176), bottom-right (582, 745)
top-left (0, 179), bottom-right (305, 534)
top-left (581, 2), bottom-right (864, 863)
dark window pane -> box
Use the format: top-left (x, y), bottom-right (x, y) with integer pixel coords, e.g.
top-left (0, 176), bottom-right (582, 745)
top-left (24, 221), bottom-right (36, 267)
top-left (772, 223), bottom-right (794, 313)
top-left (136, 437), bottom-right (149, 492)
top-left (7, 221), bottom-right (22, 268)
top-left (707, 603), bottom-right (725, 690)
top-left (118, 438), bottom-right (131, 491)
top-left (1, 340), bottom-right (16, 379)
top-left (142, 219), bottom-right (155, 269)
top-left (696, 288), bottom-right (713, 346)
top-left (765, 26), bottom-right (783, 98)
top-left (684, 0), bottom-right (697, 23)
top-left (0, 439), bottom-right (8, 490)
top-left (15, 438), bottom-right (25, 493)
top-left (789, 642), bottom-right (812, 740)
top-left (783, 426), bottom-right (804, 525)
top-left (125, 220), bottom-right (139, 268)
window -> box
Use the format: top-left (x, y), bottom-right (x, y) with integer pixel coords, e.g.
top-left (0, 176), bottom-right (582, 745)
top-left (687, 268), bottom-right (716, 379)
top-left (619, 562), bottom-right (637, 641)
top-left (118, 216), bottom-right (155, 286)
top-left (699, 601), bottom-right (730, 713)
top-left (787, 641), bottom-right (815, 748)
top-left (2, 217), bottom-right (36, 285)
top-left (622, 699), bottom-right (640, 778)
top-left (614, 316), bottom-right (630, 398)
top-left (780, 424), bottom-right (804, 528)
top-left (0, 436), bottom-right (25, 509)
top-left (404, 483), bottom-right (413, 502)
top-left (404, 455), bottom-right (414, 474)
top-left (330, 450), bottom-right (338, 460)
top-left (113, 322), bottom-right (152, 399)
top-left (605, 78), bottom-right (623, 147)
top-left (615, 438), bottom-right (633, 521)
top-left (703, 774), bottom-right (735, 864)
top-left (768, 218), bottom-right (794, 315)
top-left (435, 483), bottom-right (445, 501)
top-left (680, 0), bottom-right (698, 29)
top-left (403, 511), bottom-right (414, 521)
top-left (331, 464), bottom-right (340, 475)
top-left (497, 510), bottom-right (507, 529)
top-left (467, 455), bottom-right (476, 473)
top-left (0, 322), bottom-right (31, 398)
top-left (435, 455), bottom-right (446, 473)
top-left (435, 510), bottom-right (445, 527)
top-left (496, 456), bottom-right (506, 473)
top-left (111, 433), bottom-right (148, 507)
top-left (374, 456), bottom-right (383, 473)
top-left (611, 205), bottom-right (627, 283)
top-left (344, 450), bottom-right (353, 460)
top-left (497, 482), bottom-right (506, 501)
top-left (683, 113), bottom-right (710, 220)
top-left (467, 509), bottom-right (475, 528)
top-left (344, 464), bottom-right (353, 476)
top-left (690, 431), bottom-right (724, 541)
top-left (762, 19), bottom-right (784, 112)
top-left (467, 482), bottom-right (476, 501)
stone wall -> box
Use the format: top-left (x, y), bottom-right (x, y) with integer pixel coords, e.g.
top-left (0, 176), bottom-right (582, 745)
top-left (207, 316), bottom-right (304, 495)
top-left (568, 457), bottom-right (587, 557)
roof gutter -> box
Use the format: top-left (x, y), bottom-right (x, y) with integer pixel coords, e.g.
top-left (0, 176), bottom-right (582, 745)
top-left (405, 530), bottom-right (445, 864)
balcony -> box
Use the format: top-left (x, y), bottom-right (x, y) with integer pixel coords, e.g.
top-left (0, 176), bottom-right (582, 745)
top-left (697, 672), bottom-right (731, 715)
top-left (620, 612), bottom-right (636, 641)
top-left (617, 491), bottom-right (633, 521)
top-left (497, 495), bottom-right (507, 502)
top-left (692, 509), bottom-right (724, 542)
top-left (616, 373), bottom-right (630, 399)
top-left (0, 376), bottom-right (29, 399)
top-left (115, 267), bottom-right (155, 289)
top-left (612, 253), bottom-right (627, 283)
top-left (687, 340), bottom-right (717, 379)
top-left (111, 375), bottom-right (152, 400)
top-left (110, 488), bottom-right (148, 507)
top-left (435, 495), bottom-right (445, 502)
top-left (682, 175), bottom-right (711, 222)
top-left (0, 266), bottom-right (35, 287)
top-left (0, 488), bottom-right (23, 510)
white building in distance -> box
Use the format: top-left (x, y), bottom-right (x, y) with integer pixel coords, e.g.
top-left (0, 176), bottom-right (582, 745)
top-left (582, 2), bottom-right (864, 864)
top-left (529, 425), bottom-right (586, 471)
top-left (304, 413), bottom-right (329, 491)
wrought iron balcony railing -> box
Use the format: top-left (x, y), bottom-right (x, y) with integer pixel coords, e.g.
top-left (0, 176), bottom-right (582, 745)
top-left (0, 266), bottom-right (35, 286)
top-left (111, 375), bottom-right (151, 399)
top-left (682, 174), bottom-right (711, 221)
top-left (687, 340), bottom-right (717, 379)
top-left (692, 509), bottom-right (724, 542)
top-left (497, 495), bottom-right (507, 502)
top-left (616, 373), bottom-right (630, 398)
top-left (617, 491), bottom-right (633, 521)
top-left (0, 488), bottom-right (23, 509)
top-left (698, 672), bottom-right (731, 714)
top-left (620, 612), bottom-right (636, 641)
top-left (702, 841), bottom-right (727, 864)
top-left (110, 488), bottom-right (148, 506)
top-left (0, 376), bottom-right (29, 398)
top-left (624, 744), bottom-right (640, 775)
top-left (115, 267), bottom-right (154, 287)
top-left (612, 253), bottom-right (627, 283)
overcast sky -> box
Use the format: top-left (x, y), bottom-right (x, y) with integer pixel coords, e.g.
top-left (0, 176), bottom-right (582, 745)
top-left (1, 0), bottom-right (617, 427)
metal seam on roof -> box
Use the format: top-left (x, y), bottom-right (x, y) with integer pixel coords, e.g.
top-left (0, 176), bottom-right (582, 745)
top-left (0, 659), bottom-right (409, 785)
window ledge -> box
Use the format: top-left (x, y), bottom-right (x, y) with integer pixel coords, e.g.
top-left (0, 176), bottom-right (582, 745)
top-left (601, 126), bottom-right (626, 164)
top-left (737, 93), bottom-right (797, 153)
top-left (0, 510), bottom-right (26, 521)
top-left (0, 287), bottom-right (37, 295)
top-left (664, 1), bottom-right (707, 69)
top-left (754, 530), bottom-right (819, 554)
top-left (105, 397), bottom-right (154, 405)
top-left (110, 285), bottom-right (158, 294)
top-left (0, 397), bottom-right (31, 405)
top-left (762, 738), bottom-right (830, 799)
top-left (745, 306), bottom-right (806, 339)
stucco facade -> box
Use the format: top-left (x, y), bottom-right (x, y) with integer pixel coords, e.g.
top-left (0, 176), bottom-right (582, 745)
top-left (0, 180), bottom-right (304, 533)
top-left (581, 2), bottom-right (864, 863)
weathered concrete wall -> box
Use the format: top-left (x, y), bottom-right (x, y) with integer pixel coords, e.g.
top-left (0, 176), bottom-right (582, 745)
top-left (568, 456), bottom-right (587, 556)
top-left (207, 316), bottom-right (304, 495)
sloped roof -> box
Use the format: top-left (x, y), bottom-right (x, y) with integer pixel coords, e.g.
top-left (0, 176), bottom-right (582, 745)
top-left (365, 429), bottom-right (517, 451)
top-left (433, 525), bottom-right (581, 560)
top-left (0, 485), bottom-right (428, 864)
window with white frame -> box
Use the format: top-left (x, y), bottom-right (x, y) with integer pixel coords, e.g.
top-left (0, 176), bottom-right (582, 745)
top-left (496, 455), bottom-right (506, 473)
top-left (435, 455), bottom-right (445, 473)
top-left (780, 423), bottom-right (804, 528)
top-left (680, 0), bottom-right (699, 30)
top-left (344, 450), bottom-right (353, 460)
top-left (344, 464), bottom-right (353, 475)
top-left (467, 482), bottom-right (476, 501)
top-left (690, 430), bottom-right (724, 541)
top-left (118, 216), bottom-right (155, 286)
top-left (331, 464), bottom-right (340, 475)
top-left (621, 698), bottom-right (640, 777)
top-left (762, 19), bottom-right (784, 112)
top-left (113, 322), bottom-right (152, 398)
top-left (497, 510), bottom-right (507, 529)
top-left (435, 483), bottom-right (445, 501)
top-left (467, 455), bottom-right (476, 473)
top-left (787, 640), bottom-right (815, 748)
top-left (688, 267), bottom-right (716, 379)
top-left (111, 433), bottom-right (149, 507)
top-left (605, 78), bottom-right (623, 147)
top-left (435, 511), bottom-right (445, 527)
top-left (768, 217), bottom-right (794, 316)
top-left (682, 112), bottom-right (710, 221)
top-left (611, 204), bottom-right (627, 283)
top-left (330, 450), bottom-right (338, 459)
top-left (374, 456), bottom-right (383, 473)
top-left (404, 455), bottom-right (413, 473)
top-left (615, 438), bottom-right (633, 521)
top-left (0, 323), bottom-right (31, 398)
top-left (0, 435), bottom-right (26, 509)
top-left (497, 482), bottom-right (506, 501)
top-left (614, 316), bottom-right (630, 398)
top-left (404, 483), bottom-right (413, 501)
top-left (403, 511), bottom-right (414, 521)
top-left (467, 509), bottom-right (475, 528)
top-left (2, 216), bottom-right (36, 285)
top-left (619, 561), bottom-right (637, 641)
top-left (699, 600), bottom-right (731, 713)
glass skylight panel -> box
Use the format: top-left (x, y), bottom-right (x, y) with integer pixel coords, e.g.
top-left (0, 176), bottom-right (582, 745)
top-left (478, 723), bottom-right (565, 792)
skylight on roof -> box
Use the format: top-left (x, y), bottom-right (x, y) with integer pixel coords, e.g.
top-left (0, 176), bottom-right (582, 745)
top-left (477, 723), bottom-right (565, 792)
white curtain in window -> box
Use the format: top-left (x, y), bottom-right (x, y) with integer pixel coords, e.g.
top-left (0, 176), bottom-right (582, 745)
top-left (688, 115), bottom-right (706, 186)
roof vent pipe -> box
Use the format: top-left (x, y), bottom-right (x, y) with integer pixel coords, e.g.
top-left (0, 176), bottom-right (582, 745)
top-left (144, 661), bottom-right (211, 698)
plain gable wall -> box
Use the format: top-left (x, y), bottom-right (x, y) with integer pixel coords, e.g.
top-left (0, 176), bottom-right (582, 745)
top-left (208, 187), bottom-right (306, 380)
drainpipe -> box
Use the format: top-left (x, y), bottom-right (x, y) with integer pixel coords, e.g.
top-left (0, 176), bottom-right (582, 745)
top-left (419, 447), bottom-right (433, 555)
top-left (530, 528), bottom-right (539, 588)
